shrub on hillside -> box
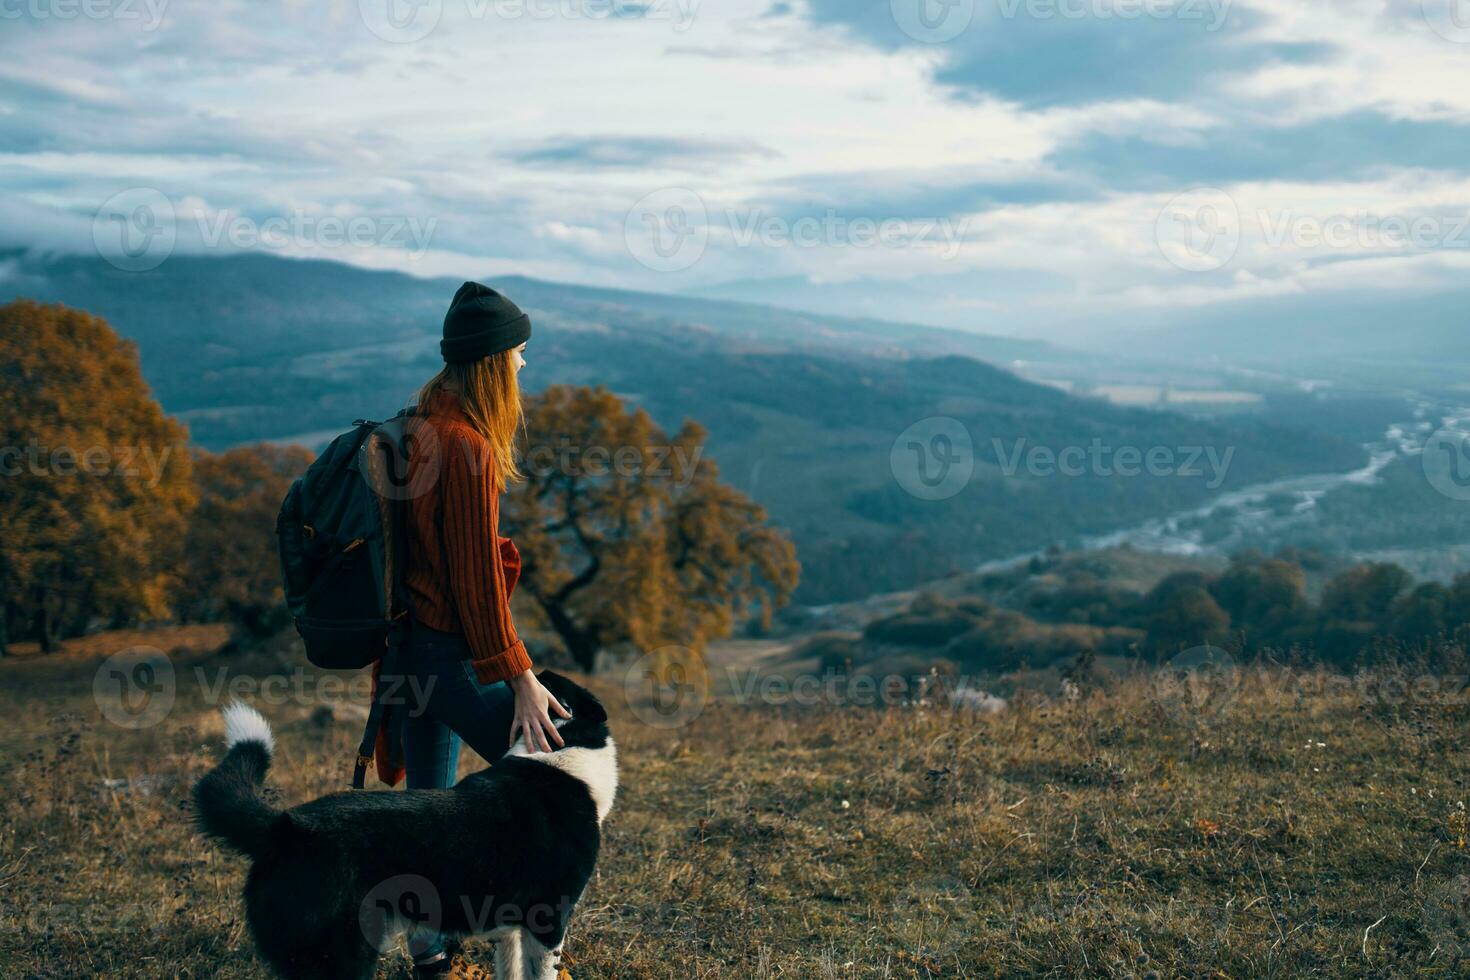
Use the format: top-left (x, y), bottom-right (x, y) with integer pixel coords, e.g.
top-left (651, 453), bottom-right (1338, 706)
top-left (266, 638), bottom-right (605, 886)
top-left (792, 632), bottom-right (862, 675)
top-left (862, 595), bottom-right (980, 648)
top-left (175, 444), bottom-right (314, 636)
top-left (1021, 574), bottom-right (1139, 626)
top-left (1139, 572), bottom-right (1231, 657)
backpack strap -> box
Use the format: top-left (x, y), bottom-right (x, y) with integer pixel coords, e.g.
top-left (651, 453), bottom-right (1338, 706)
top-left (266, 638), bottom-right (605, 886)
top-left (349, 625), bottom-right (408, 793)
top-left (351, 419), bottom-right (419, 789)
top-left (352, 661), bottom-right (389, 790)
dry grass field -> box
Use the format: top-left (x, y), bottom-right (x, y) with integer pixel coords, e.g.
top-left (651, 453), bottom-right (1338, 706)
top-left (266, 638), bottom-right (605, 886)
top-left (3, 628), bottom-right (1470, 978)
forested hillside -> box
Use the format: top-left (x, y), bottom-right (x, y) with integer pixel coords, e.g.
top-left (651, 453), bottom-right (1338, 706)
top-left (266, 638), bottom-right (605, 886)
top-left (2, 252), bottom-right (1366, 602)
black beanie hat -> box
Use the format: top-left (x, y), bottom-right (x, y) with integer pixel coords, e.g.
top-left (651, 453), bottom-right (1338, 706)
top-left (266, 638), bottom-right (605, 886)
top-left (440, 281), bottom-right (532, 363)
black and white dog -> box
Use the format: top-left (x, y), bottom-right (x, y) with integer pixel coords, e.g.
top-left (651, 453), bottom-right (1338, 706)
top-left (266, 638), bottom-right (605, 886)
top-left (194, 671), bottom-right (617, 980)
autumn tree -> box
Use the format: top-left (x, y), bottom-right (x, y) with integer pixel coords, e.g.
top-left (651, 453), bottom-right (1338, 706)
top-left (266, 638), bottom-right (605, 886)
top-left (176, 444), bottom-right (314, 635)
top-left (504, 385), bottom-right (799, 672)
top-left (1320, 563), bottom-right (1413, 625)
top-left (1139, 572), bottom-right (1231, 657)
top-left (1387, 582), bottom-right (1452, 645)
top-left (1210, 557), bottom-right (1312, 650)
top-left (0, 301), bottom-right (195, 653)
top-left (1316, 562), bottom-right (1413, 661)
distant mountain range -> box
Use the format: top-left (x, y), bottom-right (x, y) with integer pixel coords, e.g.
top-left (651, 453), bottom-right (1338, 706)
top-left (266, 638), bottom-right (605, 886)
top-left (0, 250), bottom-right (1366, 602)
top-left (686, 272), bottom-right (1470, 383)
top-left (1107, 286), bottom-right (1470, 377)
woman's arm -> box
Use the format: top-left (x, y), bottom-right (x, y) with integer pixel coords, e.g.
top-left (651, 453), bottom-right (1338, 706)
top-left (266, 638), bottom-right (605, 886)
top-left (440, 434), bottom-right (532, 682)
top-left (440, 433), bottom-right (569, 752)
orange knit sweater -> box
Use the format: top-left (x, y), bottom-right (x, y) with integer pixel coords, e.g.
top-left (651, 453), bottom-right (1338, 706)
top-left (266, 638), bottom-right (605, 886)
top-left (373, 389), bottom-right (531, 785)
top-left (403, 390), bottom-right (531, 683)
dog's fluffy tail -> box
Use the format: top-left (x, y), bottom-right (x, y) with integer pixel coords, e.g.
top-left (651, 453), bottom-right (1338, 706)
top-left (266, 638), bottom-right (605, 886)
top-left (193, 702), bottom-right (283, 859)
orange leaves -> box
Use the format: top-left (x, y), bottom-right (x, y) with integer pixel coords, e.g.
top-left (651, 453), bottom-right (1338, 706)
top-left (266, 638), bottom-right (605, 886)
top-left (1193, 817), bottom-right (1223, 840)
top-left (504, 384), bottom-right (798, 671)
top-left (0, 300), bottom-right (198, 637)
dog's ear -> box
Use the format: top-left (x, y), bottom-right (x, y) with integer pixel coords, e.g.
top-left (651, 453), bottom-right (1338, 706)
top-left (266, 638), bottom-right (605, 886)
top-left (536, 670), bottom-right (607, 725)
top-left (577, 690), bottom-right (608, 725)
top-left (537, 670), bottom-right (579, 700)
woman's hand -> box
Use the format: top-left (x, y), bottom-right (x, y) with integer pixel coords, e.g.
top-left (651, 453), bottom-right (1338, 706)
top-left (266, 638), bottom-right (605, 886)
top-left (508, 669), bottom-right (572, 753)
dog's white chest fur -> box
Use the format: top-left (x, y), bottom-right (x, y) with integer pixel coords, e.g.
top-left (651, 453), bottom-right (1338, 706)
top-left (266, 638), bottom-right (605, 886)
top-left (507, 738), bottom-right (618, 823)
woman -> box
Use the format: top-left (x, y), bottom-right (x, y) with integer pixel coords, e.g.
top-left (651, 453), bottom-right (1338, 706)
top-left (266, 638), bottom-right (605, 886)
top-left (378, 281), bottom-right (570, 978)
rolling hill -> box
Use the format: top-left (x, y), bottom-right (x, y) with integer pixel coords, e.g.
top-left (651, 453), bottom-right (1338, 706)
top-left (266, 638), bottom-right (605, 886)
top-left (0, 250), bottom-right (1365, 602)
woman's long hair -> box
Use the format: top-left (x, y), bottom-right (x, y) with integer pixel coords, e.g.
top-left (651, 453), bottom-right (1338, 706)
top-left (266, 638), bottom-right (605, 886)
top-left (418, 353), bottom-right (523, 486)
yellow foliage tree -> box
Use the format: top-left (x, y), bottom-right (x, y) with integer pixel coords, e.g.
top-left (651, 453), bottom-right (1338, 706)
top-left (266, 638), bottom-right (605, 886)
top-left (507, 385), bottom-right (799, 672)
top-left (177, 444), bottom-right (314, 635)
top-left (0, 301), bottom-right (195, 653)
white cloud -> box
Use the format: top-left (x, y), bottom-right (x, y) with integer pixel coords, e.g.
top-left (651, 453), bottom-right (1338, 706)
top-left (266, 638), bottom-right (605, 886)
top-left (1232, 0), bottom-right (1470, 123)
top-left (1, 0), bottom-right (1466, 335)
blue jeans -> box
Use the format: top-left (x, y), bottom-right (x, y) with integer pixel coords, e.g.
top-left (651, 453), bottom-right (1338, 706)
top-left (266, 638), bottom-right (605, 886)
top-left (391, 624), bottom-right (518, 963)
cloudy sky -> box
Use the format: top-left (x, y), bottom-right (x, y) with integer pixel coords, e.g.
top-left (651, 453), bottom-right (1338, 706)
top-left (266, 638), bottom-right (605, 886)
top-left (2, 0), bottom-right (1468, 340)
